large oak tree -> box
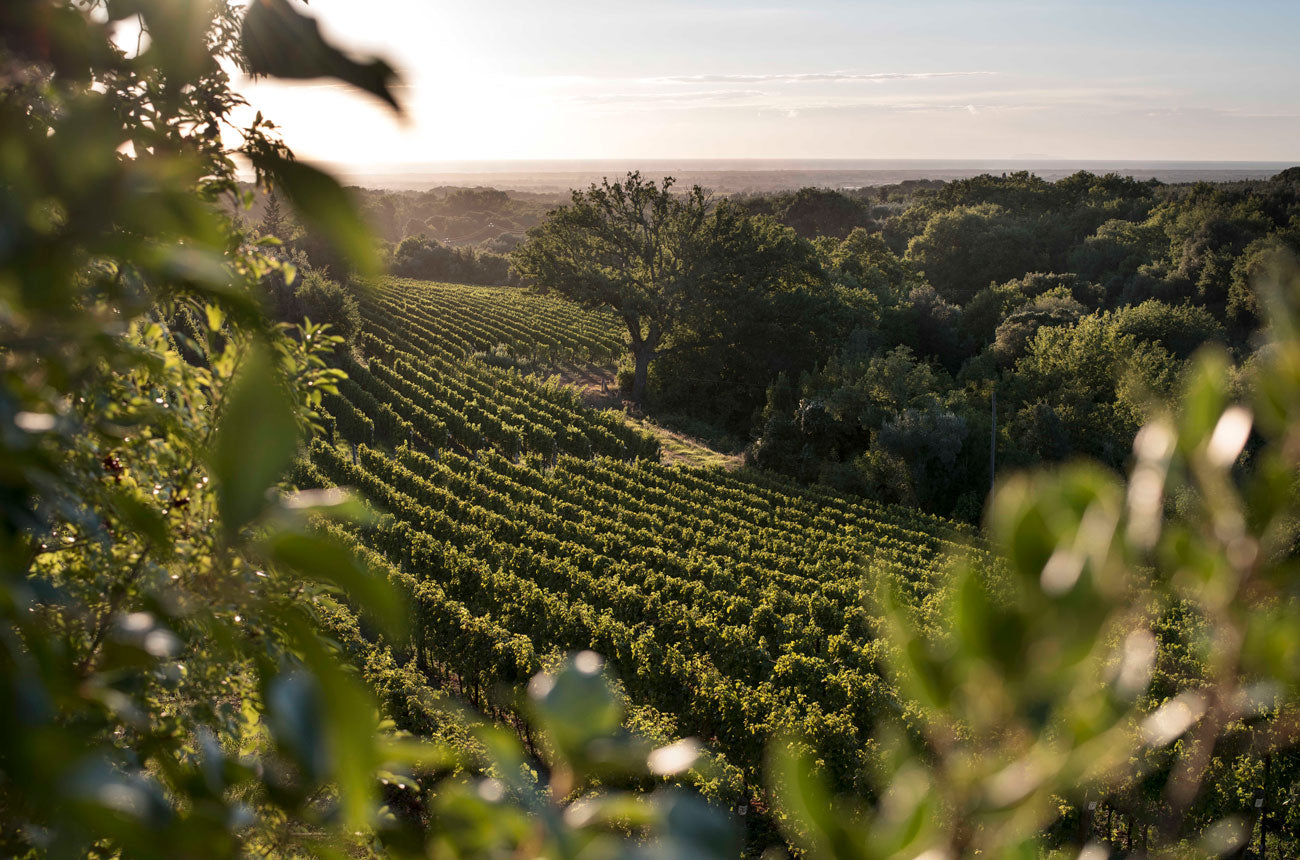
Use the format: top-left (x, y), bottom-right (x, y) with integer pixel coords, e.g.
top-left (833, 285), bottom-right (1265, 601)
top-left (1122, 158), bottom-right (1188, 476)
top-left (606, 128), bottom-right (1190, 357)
top-left (512, 172), bottom-right (820, 408)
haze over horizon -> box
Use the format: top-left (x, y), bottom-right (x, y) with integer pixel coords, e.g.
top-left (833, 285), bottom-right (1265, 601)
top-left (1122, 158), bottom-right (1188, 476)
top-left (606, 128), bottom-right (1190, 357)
top-left (233, 0), bottom-right (1300, 168)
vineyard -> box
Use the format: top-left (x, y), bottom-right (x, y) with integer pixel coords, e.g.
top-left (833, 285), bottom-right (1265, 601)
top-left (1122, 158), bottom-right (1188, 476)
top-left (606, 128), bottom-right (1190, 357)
top-left (299, 278), bottom-right (984, 840)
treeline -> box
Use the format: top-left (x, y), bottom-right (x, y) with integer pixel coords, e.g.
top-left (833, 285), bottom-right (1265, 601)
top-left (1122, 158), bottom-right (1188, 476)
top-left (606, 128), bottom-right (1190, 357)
top-left (643, 169), bottom-right (1300, 519)
top-left (252, 189), bottom-right (522, 301)
top-left (386, 235), bottom-right (518, 286)
top-left (360, 187), bottom-right (548, 285)
top-left (356, 185), bottom-right (558, 251)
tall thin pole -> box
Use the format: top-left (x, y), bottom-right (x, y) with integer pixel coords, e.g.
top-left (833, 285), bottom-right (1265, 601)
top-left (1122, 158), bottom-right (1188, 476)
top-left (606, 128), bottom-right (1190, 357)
top-left (989, 385), bottom-right (997, 496)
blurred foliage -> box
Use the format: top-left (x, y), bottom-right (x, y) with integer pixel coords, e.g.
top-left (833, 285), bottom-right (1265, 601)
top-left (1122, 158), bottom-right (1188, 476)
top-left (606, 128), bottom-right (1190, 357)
top-left (417, 653), bottom-right (738, 860)
top-left (0, 0), bottom-right (404, 852)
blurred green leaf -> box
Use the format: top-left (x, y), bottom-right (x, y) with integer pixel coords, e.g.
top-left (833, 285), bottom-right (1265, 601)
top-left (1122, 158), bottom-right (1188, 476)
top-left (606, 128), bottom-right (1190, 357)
top-left (241, 0), bottom-right (402, 112)
top-left (278, 486), bottom-right (373, 524)
top-left (278, 610), bottom-right (383, 832)
top-left (769, 739), bottom-right (869, 860)
top-left (263, 530), bottom-right (407, 640)
top-left (527, 652), bottom-right (624, 778)
top-left (378, 736), bottom-right (458, 771)
top-left (266, 669), bottom-right (329, 782)
top-left (955, 567), bottom-right (1027, 680)
top-left (1179, 349), bottom-right (1232, 453)
top-left (250, 152), bottom-right (380, 276)
top-left (655, 791), bottom-right (740, 860)
top-left (212, 345), bottom-right (300, 537)
top-left (564, 792), bottom-right (658, 831)
top-left (318, 662), bottom-right (381, 832)
top-left (106, 486), bottom-right (173, 556)
top-left (991, 476), bottom-right (1056, 584)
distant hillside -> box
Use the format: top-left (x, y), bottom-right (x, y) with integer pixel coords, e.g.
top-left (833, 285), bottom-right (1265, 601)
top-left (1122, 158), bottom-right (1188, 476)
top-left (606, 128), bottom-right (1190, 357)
top-left (328, 158), bottom-right (1297, 194)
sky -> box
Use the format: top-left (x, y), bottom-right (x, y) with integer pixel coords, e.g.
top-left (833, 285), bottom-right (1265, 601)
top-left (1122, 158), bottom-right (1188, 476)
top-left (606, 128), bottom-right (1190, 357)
top-left (231, 0), bottom-right (1300, 167)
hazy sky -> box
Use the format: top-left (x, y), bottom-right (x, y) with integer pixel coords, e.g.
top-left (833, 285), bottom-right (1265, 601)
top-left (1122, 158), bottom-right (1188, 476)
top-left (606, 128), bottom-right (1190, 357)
top-left (234, 0), bottom-right (1300, 166)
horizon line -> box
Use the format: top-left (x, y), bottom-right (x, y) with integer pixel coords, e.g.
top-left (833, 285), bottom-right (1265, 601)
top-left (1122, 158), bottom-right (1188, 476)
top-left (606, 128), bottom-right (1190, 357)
top-left (325, 157), bottom-right (1299, 170)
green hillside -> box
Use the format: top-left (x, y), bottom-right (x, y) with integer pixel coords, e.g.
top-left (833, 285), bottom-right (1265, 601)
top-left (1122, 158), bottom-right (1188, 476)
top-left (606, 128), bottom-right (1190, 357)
top-left (298, 277), bottom-right (986, 839)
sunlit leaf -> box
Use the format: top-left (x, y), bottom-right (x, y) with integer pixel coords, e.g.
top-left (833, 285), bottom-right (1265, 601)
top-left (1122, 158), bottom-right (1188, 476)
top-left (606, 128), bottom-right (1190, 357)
top-left (212, 344), bottom-right (299, 536)
top-left (263, 530), bottom-right (407, 639)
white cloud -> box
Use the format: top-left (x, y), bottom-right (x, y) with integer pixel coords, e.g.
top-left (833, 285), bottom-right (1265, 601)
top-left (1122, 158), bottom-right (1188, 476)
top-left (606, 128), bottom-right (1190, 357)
top-left (652, 71), bottom-right (993, 84)
top-left (765, 100), bottom-right (1031, 115)
top-left (569, 90), bottom-right (767, 105)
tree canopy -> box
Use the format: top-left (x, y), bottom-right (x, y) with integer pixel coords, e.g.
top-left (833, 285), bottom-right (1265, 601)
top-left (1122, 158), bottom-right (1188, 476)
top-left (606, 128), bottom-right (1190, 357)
top-left (513, 172), bottom-right (822, 410)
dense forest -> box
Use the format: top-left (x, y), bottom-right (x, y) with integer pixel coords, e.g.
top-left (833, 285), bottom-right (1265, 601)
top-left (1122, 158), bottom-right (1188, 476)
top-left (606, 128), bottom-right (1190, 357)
top-left (748, 171), bottom-right (1300, 518)
top-left (249, 185), bottom-right (542, 287)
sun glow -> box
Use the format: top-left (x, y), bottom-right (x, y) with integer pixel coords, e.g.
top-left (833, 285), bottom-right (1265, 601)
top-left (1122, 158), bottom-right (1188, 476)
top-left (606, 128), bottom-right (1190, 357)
top-left (232, 0), bottom-right (1300, 166)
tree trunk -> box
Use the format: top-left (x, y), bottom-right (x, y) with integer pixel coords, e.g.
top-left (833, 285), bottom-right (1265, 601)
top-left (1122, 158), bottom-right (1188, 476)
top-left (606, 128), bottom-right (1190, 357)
top-left (631, 346), bottom-right (651, 409)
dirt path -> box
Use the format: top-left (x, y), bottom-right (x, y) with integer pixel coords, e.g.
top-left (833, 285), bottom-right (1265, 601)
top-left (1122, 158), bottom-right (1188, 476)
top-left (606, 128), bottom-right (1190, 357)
top-left (551, 364), bottom-right (744, 470)
top-left (550, 363), bottom-right (622, 410)
top-left (621, 416), bottom-right (745, 470)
